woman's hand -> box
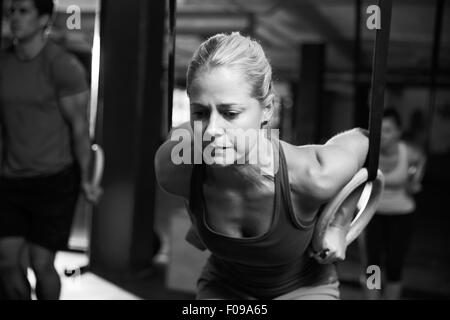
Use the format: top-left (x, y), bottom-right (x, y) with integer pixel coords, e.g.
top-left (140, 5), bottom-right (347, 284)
top-left (406, 144), bottom-right (426, 194)
top-left (311, 224), bottom-right (348, 264)
top-left (311, 182), bottom-right (364, 264)
top-left (406, 165), bottom-right (423, 194)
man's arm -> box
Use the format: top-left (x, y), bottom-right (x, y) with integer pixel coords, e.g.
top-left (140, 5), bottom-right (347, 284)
top-left (58, 91), bottom-right (93, 194)
top-left (51, 51), bottom-right (102, 201)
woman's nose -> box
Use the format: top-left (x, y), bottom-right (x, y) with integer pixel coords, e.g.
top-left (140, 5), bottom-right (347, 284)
top-left (204, 112), bottom-right (225, 140)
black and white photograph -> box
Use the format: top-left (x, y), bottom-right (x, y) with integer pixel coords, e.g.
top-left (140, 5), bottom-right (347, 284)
top-left (0, 0), bottom-right (449, 306)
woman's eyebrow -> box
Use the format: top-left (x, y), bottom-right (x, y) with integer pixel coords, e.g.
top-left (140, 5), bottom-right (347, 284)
top-left (190, 103), bottom-right (242, 109)
top-left (217, 103), bottom-right (242, 108)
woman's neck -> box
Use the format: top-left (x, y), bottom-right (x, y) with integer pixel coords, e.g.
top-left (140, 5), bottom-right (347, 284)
top-left (381, 141), bottom-right (399, 157)
top-left (205, 136), bottom-right (275, 190)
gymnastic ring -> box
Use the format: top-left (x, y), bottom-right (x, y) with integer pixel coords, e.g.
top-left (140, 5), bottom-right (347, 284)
top-left (311, 168), bottom-right (385, 252)
top-left (91, 144), bottom-right (105, 188)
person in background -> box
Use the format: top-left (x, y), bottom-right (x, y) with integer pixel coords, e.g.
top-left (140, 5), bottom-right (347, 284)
top-left (0, 0), bottom-right (101, 300)
top-left (364, 107), bottom-right (426, 300)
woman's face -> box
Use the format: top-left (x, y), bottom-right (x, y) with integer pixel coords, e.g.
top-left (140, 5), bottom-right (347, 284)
top-left (188, 66), bottom-right (269, 166)
top-left (381, 117), bottom-right (401, 150)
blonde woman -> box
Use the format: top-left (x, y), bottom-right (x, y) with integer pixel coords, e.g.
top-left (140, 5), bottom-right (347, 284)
top-left (155, 32), bottom-right (369, 300)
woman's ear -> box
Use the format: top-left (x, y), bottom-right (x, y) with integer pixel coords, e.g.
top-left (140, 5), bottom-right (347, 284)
top-left (262, 100), bottom-right (275, 126)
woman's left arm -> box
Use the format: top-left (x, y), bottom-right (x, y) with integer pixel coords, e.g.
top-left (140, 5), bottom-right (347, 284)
top-left (308, 128), bottom-right (369, 263)
top-left (310, 128), bottom-right (369, 200)
top-left (406, 143), bottom-right (427, 194)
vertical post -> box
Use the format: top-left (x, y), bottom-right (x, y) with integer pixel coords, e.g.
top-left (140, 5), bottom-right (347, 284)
top-left (425, 0), bottom-right (444, 154)
top-left (131, 0), bottom-right (165, 271)
top-left (292, 43), bottom-right (325, 145)
top-left (0, 0), bottom-right (4, 48)
top-left (90, 0), bottom-right (165, 275)
top-left (167, 0), bottom-right (177, 133)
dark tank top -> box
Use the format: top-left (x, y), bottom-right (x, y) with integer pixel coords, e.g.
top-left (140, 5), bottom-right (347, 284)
top-left (188, 140), bottom-right (337, 299)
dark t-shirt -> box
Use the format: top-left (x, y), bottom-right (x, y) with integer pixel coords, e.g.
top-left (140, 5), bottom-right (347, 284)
top-left (0, 41), bottom-right (88, 177)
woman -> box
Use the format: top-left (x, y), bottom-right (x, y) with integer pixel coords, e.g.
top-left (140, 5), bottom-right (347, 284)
top-left (155, 32), bottom-right (369, 300)
top-left (365, 108), bottom-right (426, 300)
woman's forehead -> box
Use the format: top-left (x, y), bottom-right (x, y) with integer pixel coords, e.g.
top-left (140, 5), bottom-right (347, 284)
top-left (189, 67), bottom-right (252, 97)
top-left (194, 66), bottom-right (246, 83)
top-left (382, 117), bottom-right (400, 130)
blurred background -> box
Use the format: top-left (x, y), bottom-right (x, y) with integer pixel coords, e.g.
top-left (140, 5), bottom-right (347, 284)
top-left (1, 0), bottom-right (449, 299)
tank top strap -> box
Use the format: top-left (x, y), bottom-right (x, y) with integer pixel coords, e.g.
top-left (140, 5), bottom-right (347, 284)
top-left (189, 164), bottom-right (204, 214)
top-left (274, 139), bottom-right (316, 230)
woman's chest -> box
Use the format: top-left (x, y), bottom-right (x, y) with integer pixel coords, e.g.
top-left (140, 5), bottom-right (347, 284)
top-left (202, 183), bottom-right (275, 238)
top-left (380, 152), bottom-right (401, 173)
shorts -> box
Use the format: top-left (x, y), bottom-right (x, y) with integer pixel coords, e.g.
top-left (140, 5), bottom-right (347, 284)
top-left (196, 257), bottom-right (340, 300)
top-left (0, 165), bottom-right (81, 251)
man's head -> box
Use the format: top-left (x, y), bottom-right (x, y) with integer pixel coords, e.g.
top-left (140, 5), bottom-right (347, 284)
top-left (8, 0), bottom-right (54, 41)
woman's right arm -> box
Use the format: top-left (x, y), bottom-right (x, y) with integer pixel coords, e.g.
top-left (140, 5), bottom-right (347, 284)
top-left (154, 122), bottom-right (194, 199)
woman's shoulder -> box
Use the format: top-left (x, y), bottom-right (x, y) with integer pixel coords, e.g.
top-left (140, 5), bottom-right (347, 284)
top-left (279, 140), bottom-right (317, 166)
top-left (402, 141), bottom-right (425, 164)
top-left (278, 140), bottom-right (325, 199)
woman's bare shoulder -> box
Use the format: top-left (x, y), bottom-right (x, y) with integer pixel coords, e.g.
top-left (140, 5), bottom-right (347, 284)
top-left (279, 140), bottom-right (317, 168)
top-left (278, 140), bottom-right (323, 198)
top-left (403, 141), bottom-right (426, 163)
top-left (154, 122), bottom-right (194, 199)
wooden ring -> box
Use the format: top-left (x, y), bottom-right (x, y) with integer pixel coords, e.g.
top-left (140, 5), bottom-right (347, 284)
top-left (311, 168), bottom-right (385, 252)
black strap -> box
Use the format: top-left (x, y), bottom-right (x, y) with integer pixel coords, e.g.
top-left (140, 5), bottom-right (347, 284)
top-left (168, 0), bottom-right (177, 132)
top-left (365, 0), bottom-right (392, 181)
top-left (425, 0), bottom-right (444, 155)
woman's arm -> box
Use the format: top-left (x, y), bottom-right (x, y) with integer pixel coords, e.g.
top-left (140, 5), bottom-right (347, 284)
top-left (304, 129), bottom-right (369, 263)
top-left (406, 143), bottom-right (427, 194)
top-left (292, 128), bottom-right (369, 202)
top-left (154, 122), bottom-right (194, 199)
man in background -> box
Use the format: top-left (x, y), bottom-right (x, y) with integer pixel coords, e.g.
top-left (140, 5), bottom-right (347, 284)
top-left (0, 0), bottom-right (101, 299)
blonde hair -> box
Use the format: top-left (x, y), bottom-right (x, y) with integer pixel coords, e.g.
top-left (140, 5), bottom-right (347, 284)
top-left (186, 32), bottom-right (275, 109)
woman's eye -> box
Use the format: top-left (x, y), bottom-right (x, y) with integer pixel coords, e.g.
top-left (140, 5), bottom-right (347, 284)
top-left (224, 112), bottom-right (239, 119)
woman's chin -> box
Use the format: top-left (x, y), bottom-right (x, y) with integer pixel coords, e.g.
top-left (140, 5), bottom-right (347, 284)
top-left (207, 156), bottom-right (235, 167)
